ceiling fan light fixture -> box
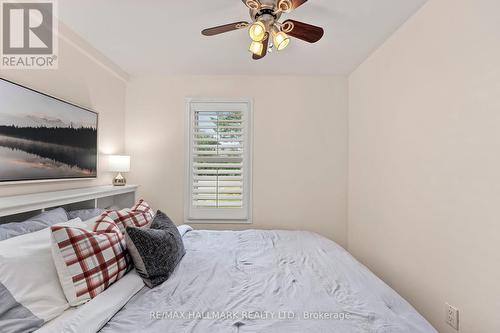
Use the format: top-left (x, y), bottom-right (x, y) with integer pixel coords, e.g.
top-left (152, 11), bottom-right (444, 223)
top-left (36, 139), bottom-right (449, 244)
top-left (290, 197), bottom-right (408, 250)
top-left (249, 21), bottom-right (266, 42)
top-left (273, 31), bottom-right (290, 51)
top-left (249, 40), bottom-right (264, 56)
top-left (202, 0), bottom-right (324, 60)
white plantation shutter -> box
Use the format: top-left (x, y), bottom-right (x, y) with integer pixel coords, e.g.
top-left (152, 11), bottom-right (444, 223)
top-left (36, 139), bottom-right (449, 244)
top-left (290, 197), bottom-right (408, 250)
top-left (186, 100), bottom-right (252, 222)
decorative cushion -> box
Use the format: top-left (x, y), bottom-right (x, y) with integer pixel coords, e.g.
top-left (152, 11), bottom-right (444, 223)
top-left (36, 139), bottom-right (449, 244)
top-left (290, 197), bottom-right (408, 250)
top-left (125, 211), bottom-right (186, 288)
top-left (50, 219), bottom-right (129, 306)
top-left (93, 200), bottom-right (153, 235)
top-left (131, 199), bottom-right (154, 220)
top-left (0, 208), bottom-right (68, 241)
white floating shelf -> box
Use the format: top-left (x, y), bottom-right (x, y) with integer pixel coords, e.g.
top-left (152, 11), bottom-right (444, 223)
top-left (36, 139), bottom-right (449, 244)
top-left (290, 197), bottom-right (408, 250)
top-left (0, 185), bottom-right (138, 217)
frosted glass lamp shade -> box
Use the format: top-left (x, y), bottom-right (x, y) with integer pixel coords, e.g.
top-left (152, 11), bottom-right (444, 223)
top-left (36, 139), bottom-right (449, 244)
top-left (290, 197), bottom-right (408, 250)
top-left (273, 31), bottom-right (290, 51)
top-left (249, 21), bottom-right (266, 42)
top-left (108, 155), bottom-right (130, 173)
top-left (249, 41), bottom-right (264, 56)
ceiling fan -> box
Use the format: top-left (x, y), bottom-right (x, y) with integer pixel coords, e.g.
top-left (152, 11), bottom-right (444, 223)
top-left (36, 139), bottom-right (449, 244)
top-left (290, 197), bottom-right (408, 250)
top-left (201, 0), bottom-right (324, 60)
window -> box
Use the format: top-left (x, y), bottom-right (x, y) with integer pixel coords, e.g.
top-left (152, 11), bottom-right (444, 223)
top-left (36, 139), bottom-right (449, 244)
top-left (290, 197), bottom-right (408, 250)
top-left (185, 99), bottom-right (252, 223)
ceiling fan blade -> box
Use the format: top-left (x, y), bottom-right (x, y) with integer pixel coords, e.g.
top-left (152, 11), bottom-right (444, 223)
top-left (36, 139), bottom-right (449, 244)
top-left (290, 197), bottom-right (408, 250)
top-left (202, 22), bottom-right (249, 36)
top-left (278, 0), bottom-right (307, 12)
top-left (242, 0), bottom-right (261, 10)
top-left (282, 19), bottom-right (324, 43)
top-left (290, 0), bottom-right (308, 10)
top-left (253, 33), bottom-right (269, 60)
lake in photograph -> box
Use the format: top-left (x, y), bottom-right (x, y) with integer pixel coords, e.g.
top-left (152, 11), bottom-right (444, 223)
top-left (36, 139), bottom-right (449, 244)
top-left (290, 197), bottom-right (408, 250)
top-left (0, 135), bottom-right (96, 182)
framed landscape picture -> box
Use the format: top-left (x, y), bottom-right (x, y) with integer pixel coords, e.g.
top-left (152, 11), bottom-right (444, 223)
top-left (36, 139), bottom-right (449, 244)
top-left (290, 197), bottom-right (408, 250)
top-left (0, 78), bottom-right (98, 183)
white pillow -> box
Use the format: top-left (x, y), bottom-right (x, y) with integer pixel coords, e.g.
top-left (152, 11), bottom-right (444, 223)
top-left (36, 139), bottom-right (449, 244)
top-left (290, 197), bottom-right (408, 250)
top-left (0, 224), bottom-right (72, 332)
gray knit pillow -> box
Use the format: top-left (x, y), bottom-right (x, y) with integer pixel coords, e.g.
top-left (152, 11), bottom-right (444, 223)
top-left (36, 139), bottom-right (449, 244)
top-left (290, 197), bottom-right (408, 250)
top-left (125, 211), bottom-right (186, 288)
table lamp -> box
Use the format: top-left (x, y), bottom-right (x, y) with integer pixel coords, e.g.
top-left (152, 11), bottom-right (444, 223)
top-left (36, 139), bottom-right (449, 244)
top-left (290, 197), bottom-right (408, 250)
top-left (108, 155), bottom-right (130, 186)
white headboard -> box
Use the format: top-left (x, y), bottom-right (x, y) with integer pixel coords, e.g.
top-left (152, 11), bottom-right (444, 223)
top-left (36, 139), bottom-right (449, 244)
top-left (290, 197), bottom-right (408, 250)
top-left (0, 185), bottom-right (138, 224)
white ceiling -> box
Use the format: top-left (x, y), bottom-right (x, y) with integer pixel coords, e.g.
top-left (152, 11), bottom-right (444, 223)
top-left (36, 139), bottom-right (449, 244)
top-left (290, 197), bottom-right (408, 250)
top-left (59, 0), bottom-right (427, 76)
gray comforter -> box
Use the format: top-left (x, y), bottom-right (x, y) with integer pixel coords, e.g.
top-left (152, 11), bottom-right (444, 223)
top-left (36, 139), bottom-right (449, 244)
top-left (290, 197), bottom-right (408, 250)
top-left (101, 230), bottom-right (436, 333)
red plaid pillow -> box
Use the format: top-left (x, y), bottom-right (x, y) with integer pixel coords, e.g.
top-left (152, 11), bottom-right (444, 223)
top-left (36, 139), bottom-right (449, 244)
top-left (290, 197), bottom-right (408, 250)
top-left (50, 220), bottom-right (129, 306)
top-left (94, 200), bottom-right (154, 234)
top-left (132, 199), bottom-right (154, 220)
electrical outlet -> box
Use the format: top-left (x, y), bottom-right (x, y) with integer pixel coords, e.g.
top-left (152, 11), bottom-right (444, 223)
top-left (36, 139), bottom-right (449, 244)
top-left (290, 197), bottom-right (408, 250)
top-left (446, 303), bottom-right (459, 330)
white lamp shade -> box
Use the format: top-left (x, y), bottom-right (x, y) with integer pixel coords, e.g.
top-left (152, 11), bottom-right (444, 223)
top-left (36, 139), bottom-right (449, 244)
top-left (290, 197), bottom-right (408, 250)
top-left (108, 155), bottom-right (130, 173)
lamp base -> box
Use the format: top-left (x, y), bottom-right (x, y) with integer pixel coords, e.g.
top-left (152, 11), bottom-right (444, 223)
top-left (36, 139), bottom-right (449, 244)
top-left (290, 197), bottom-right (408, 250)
top-left (113, 173), bottom-right (127, 186)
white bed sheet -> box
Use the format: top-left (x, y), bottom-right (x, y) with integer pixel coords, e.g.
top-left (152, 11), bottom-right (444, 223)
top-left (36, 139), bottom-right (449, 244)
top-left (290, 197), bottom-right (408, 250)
top-left (102, 230), bottom-right (436, 333)
top-left (39, 229), bottom-right (436, 333)
top-left (36, 270), bottom-right (143, 333)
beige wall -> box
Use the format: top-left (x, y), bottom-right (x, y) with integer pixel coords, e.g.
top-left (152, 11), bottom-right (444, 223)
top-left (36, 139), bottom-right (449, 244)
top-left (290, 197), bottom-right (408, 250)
top-left (126, 75), bottom-right (348, 247)
top-left (348, 0), bottom-right (500, 332)
top-left (6, 2), bottom-right (498, 330)
top-left (0, 23), bottom-right (128, 197)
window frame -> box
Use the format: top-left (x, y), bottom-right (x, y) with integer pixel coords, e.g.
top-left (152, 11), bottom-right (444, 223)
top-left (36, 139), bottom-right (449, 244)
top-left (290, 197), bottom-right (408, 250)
top-left (185, 98), bottom-right (253, 224)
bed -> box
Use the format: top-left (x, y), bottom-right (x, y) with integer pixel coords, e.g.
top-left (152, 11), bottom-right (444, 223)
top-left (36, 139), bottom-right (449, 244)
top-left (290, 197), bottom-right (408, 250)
top-left (40, 229), bottom-right (435, 333)
top-left (0, 187), bottom-right (436, 333)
